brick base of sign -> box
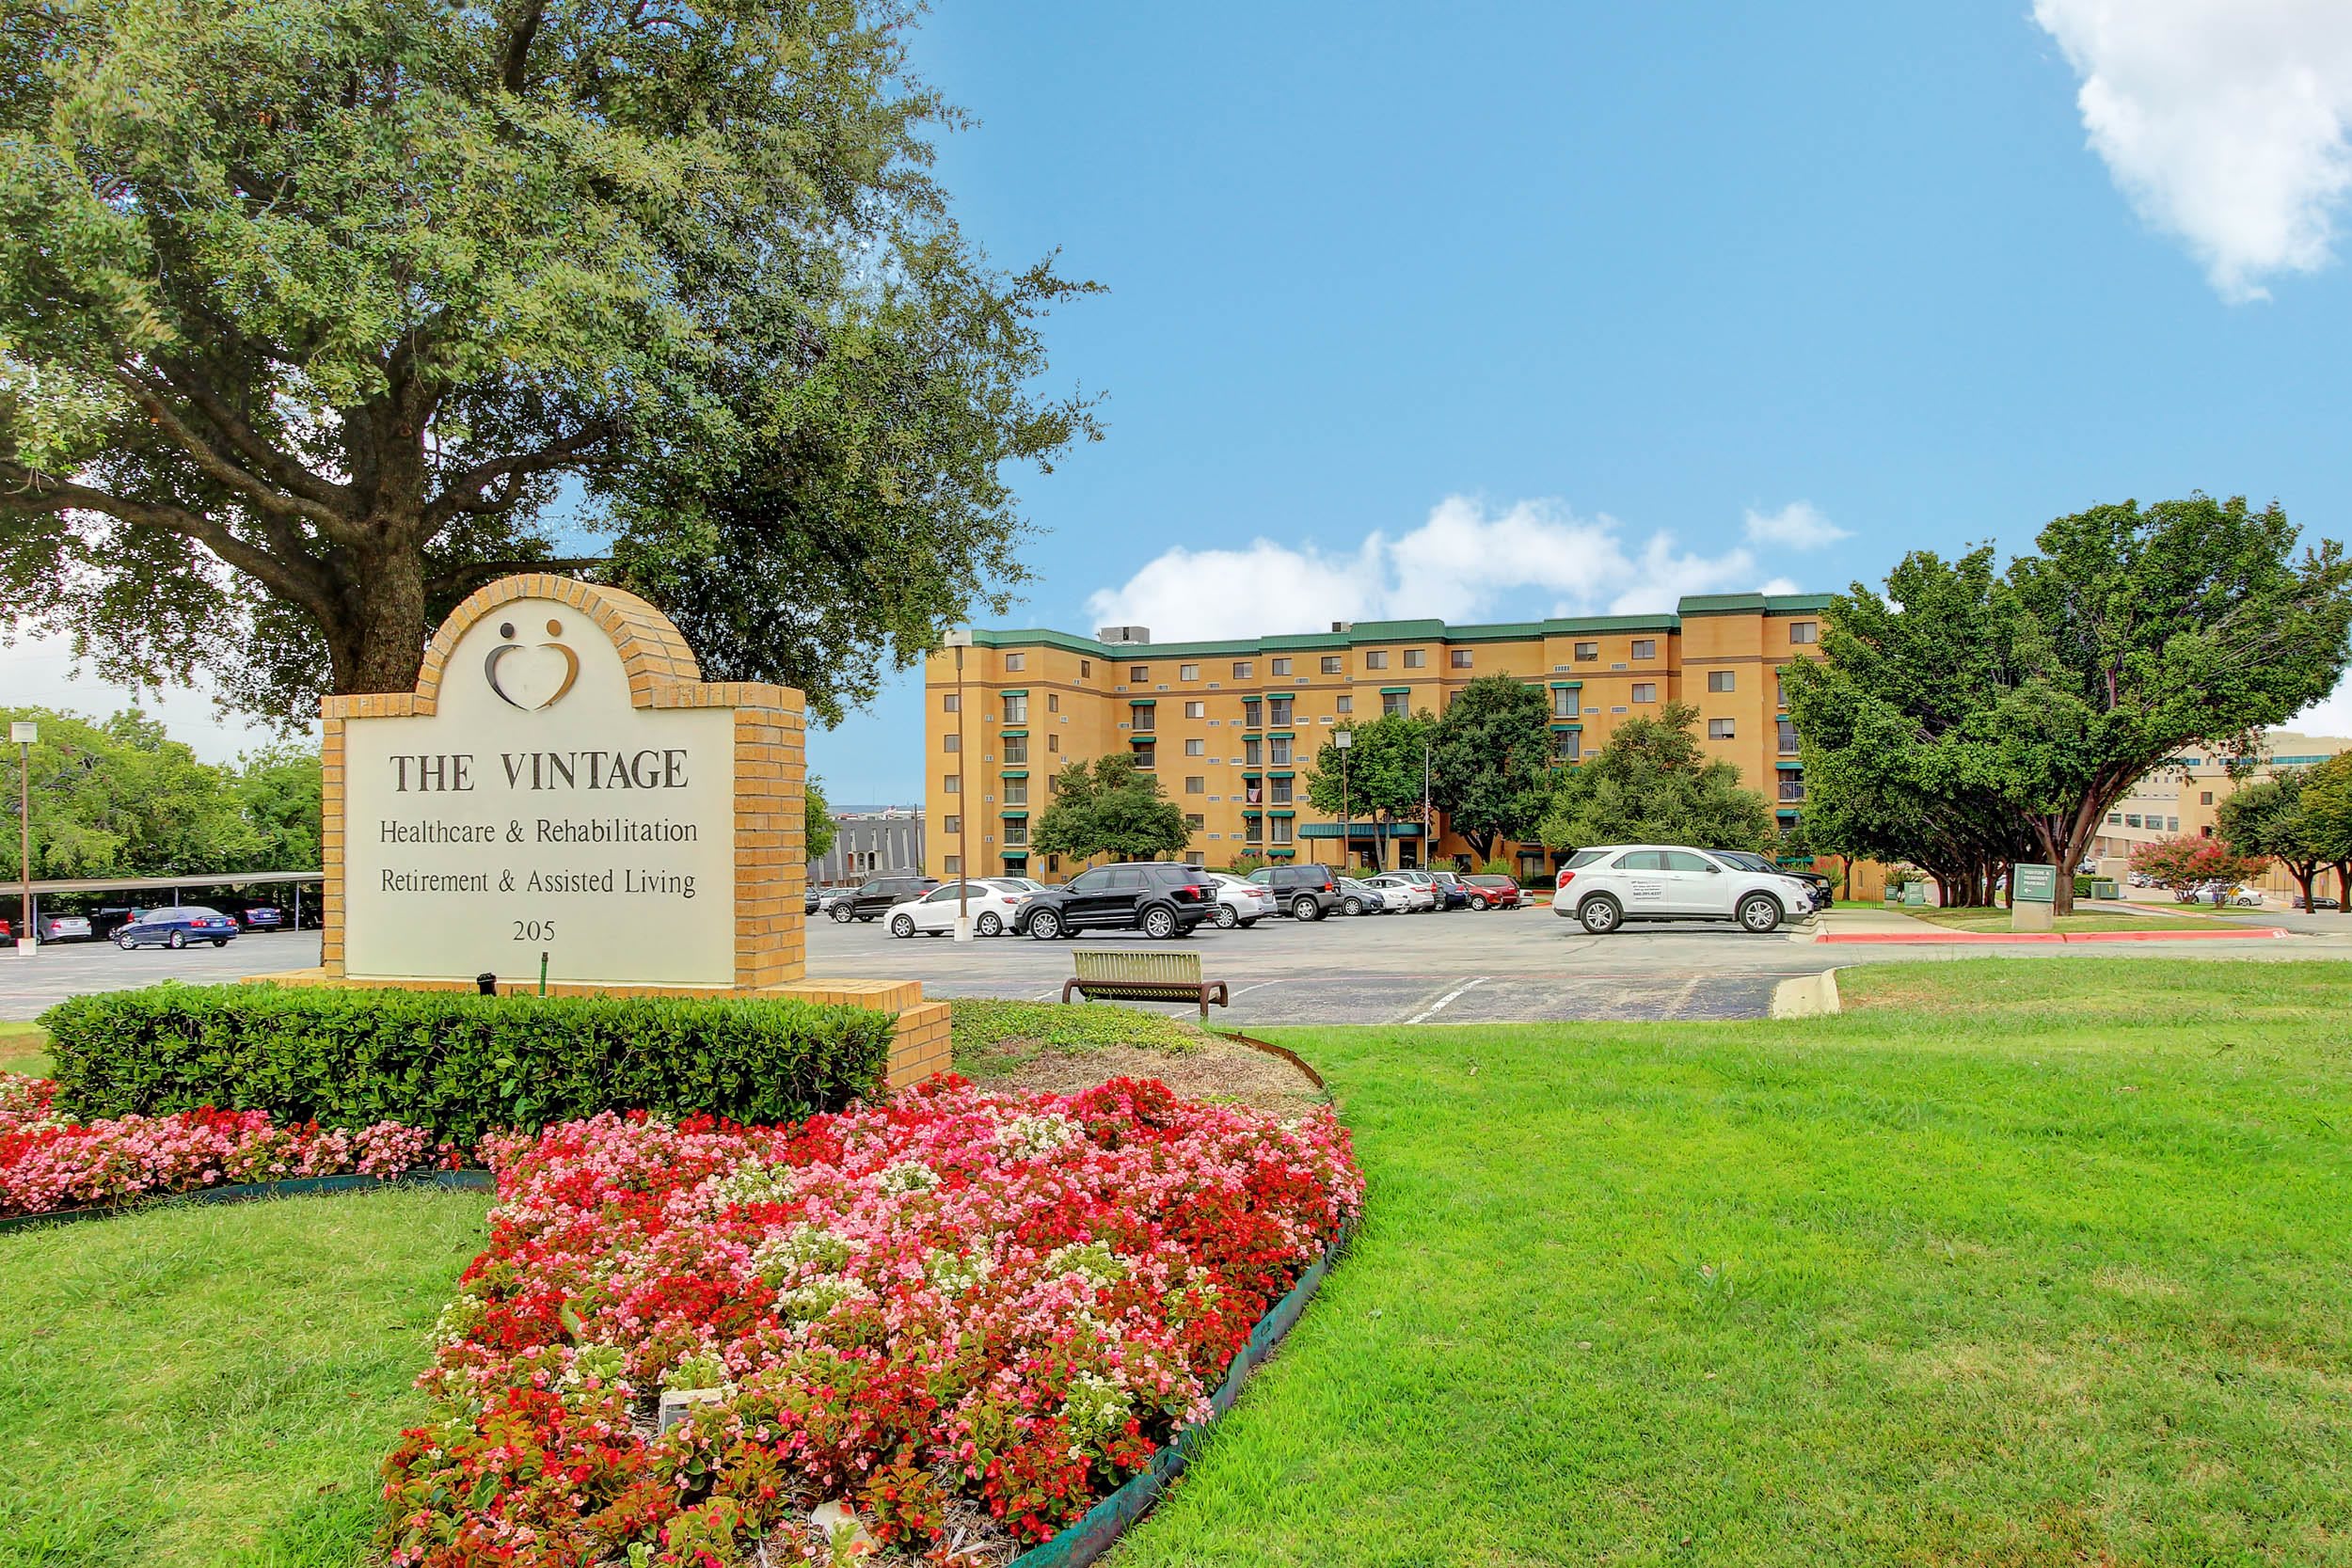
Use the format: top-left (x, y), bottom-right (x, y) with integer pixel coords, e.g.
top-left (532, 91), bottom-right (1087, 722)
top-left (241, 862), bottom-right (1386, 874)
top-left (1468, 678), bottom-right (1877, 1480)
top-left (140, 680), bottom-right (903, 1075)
top-left (244, 970), bottom-right (954, 1092)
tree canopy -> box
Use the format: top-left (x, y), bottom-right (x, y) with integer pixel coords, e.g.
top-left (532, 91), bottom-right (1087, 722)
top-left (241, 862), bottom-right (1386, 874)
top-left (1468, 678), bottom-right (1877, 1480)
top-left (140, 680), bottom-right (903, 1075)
top-left (804, 777), bottom-right (837, 866)
top-left (1427, 677), bottom-right (1553, 863)
top-left (1788, 497), bottom-right (2352, 911)
top-left (1535, 701), bottom-right (1777, 854)
top-left (1305, 711), bottom-right (1430, 871)
top-left (1030, 754), bottom-right (1187, 864)
top-left (0, 0), bottom-right (1096, 725)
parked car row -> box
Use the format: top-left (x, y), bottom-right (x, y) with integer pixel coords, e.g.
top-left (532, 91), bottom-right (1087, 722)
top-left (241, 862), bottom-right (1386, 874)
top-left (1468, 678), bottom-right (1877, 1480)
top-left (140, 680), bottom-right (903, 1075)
top-left (7, 901), bottom-right (301, 948)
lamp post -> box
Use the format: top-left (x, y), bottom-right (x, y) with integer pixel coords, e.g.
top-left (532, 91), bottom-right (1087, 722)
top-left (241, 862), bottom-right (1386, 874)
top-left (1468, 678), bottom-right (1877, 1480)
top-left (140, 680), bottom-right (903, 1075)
top-left (1334, 728), bottom-right (1353, 876)
top-left (1421, 736), bottom-right (1433, 874)
top-left (942, 630), bottom-right (975, 942)
top-left (10, 720), bottom-right (34, 957)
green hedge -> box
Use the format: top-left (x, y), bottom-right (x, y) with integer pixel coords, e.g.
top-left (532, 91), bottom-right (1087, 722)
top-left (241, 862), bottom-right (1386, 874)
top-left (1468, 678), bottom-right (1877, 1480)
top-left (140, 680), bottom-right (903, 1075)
top-left (41, 984), bottom-right (898, 1141)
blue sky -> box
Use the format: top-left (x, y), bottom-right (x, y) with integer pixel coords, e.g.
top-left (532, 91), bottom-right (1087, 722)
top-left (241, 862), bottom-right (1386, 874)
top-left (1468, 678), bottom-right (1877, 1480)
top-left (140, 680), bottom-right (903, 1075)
top-left (16, 2), bottom-right (2352, 799)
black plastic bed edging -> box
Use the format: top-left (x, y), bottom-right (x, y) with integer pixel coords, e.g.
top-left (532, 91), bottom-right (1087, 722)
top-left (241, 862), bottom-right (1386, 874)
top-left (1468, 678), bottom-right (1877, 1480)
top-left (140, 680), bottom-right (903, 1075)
top-left (0, 1168), bottom-right (495, 1234)
top-left (1005, 1222), bottom-right (1353, 1568)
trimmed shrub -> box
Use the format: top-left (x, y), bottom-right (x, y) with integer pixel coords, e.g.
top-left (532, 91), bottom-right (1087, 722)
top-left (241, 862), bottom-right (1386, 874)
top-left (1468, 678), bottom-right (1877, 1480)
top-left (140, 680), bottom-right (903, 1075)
top-left (42, 984), bottom-right (898, 1141)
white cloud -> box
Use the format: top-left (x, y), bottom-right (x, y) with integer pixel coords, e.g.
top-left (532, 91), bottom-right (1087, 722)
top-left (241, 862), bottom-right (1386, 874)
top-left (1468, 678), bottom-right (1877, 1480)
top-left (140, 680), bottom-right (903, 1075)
top-left (1742, 500), bottom-right (1848, 550)
top-left (1081, 495), bottom-right (1803, 641)
top-left (2290, 667), bottom-right (2352, 737)
top-left (0, 631), bottom-right (298, 764)
top-left (2033, 0), bottom-right (2352, 301)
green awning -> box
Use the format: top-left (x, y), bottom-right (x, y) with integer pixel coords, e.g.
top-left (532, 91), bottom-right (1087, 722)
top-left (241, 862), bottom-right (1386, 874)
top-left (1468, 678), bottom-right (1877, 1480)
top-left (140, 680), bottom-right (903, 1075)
top-left (1549, 721), bottom-right (1582, 731)
top-left (1265, 691), bottom-right (1295, 700)
top-left (1549, 680), bottom-right (1582, 689)
top-left (1128, 697), bottom-right (1156, 705)
top-left (998, 689), bottom-right (1028, 696)
top-left (1774, 760), bottom-right (1804, 770)
top-left (1269, 808), bottom-right (1295, 817)
top-left (1300, 822), bottom-right (1422, 838)
top-left (999, 809), bottom-right (1028, 818)
top-left (1267, 769), bottom-right (1294, 778)
top-left (1380, 685), bottom-right (1411, 695)
top-left (1000, 849), bottom-right (1029, 860)
top-left (999, 768), bottom-right (1027, 778)
top-left (998, 728), bottom-right (1026, 737)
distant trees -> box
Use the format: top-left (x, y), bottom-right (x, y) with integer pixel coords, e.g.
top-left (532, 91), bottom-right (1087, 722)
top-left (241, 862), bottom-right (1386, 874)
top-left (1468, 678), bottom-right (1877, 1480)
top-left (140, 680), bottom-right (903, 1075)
top-left (804, 778), bottom-right (838, 866)
top-left (1426, 677), bottom-right (1554, 863)
top-left (1031, 754), bottom-right (1188, 864)
top-left (1789, 497), bottom-right (2352, 912)
top-left (1535, 702), bottom-right (1776, 854)
top-left (1305, 712), bottom-right (1430, 872)
top-left (2222, 754), bottom-right (2352, 911)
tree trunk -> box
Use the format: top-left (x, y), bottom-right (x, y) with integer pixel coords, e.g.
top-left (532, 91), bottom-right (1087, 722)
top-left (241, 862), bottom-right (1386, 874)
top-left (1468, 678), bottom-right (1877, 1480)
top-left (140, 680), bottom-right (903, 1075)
top-left (2292, 864), bottom-right (2317, 911)
top-left (325, 537), bottom-right (431, 694)
top-left (2337, 863), bottom-right (2352, 913)
top-left (1460, 828), bottom-right (1494, 863)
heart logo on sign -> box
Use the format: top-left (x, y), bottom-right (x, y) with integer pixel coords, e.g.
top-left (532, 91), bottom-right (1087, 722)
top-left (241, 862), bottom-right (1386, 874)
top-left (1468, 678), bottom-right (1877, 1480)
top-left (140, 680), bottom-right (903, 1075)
top-left (484, 618), bottom-right (581, 710)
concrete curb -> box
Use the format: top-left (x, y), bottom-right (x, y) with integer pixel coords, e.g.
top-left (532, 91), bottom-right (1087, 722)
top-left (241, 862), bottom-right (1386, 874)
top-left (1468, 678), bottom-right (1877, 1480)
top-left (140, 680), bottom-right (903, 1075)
top-left (1817, 927), bottom-right (2293, 945)
top-left (1770, 968), bottom-right (1841, 1019)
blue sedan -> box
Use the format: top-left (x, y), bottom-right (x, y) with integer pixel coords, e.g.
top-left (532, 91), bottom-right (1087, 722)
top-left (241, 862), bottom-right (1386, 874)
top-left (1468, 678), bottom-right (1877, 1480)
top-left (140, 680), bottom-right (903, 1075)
top-left (115, 907), bottom-right (239, 950)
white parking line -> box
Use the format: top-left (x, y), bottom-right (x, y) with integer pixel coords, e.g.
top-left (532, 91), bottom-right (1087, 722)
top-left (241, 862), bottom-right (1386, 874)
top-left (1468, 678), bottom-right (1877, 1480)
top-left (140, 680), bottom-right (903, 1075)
top-left (1403, 975), bottom-right (1489, 1024)
top-left (1225, 978), bottom-right (1288, 1002)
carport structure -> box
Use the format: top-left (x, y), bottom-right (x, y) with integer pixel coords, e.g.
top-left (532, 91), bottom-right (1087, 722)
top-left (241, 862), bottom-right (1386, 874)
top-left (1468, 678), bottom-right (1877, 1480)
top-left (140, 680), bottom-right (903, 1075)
top-left (8, 871), bottom-right (323, 940)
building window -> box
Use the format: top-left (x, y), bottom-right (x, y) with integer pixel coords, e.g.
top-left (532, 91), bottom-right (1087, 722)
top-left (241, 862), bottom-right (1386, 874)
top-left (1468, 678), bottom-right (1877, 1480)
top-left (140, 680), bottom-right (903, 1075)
top-left (1775, 677), bottom-right (1787, 708)
top-left (1269, 736), bottom-right (1293, 765)
top-left (1131, 665), bottom-right (1150, 682)
top-left (2201, 790), bottom-right (2215, 805)
top-left (1321, 656), bottom-right (1343, 674)
top-left (1336, 695), bottom-right (1353, 714)
top-left (945, 774), bottom-right (960, 795)
top-left (1708, 719), bottom-right (1735, 739)
top-left (1002, 816), bottom-right (1027, 846)
top-left (1779, 772), bottom-right (1804, 802)
top-left (1789, 621), bottom-right (1819, 645)
top-left (2125, 814), bottom-right (2141, 828)
top-left (2108, 812), bottom-right (2122, 825)
top-left (1271, 657), bottom-right (1292, 676)
top-left (1383, 692), bottom-right (1407, 718)
top-left (1631, 683), bottom-right (1658, 703)
top-left (1180, 663), bottom-right (1200, 680)
top-left (1242, 698), bottom-right (1263, 728)
top-left (1080, 658), bottom-right (1090, 677)
top-left (1133, 740), bottom-right (1156, 768)
top-left (1047, 734), bottom-right (1059, 753)
top-left (1269, 696), bottom-right (1294, 725)
top-left (1631, 640), bottom-right (1657, 660)
top-left (943, 733), bottom-right (960, 752)
top-left (1003, 694), bottom-right (1026, 723)
top-left (942, 692), bottom-right (960, 713)
top-left (1244, 736), bottom-right (1263, 766)
top-left (1777, 719), bottom-right (1798, 754)
top-left (2168, 816), bottom-right (2180, 832)
top-left (1185, 775), bottom-right (1205, 794)
top-left (1366, 650), bottom-right (1389, 670)
top-left (1047, 693), bottom-right (1059, 713)
top-left (1245, 816), bottom-right (1264, 845)
top-left (942, 815), bottom-right (961, 834)
top-left (1004, 653), bottom-right (1025, 673)
top-left (1553, 730), bottom-right (1581, 762)
top-left (1551, 689), bottom-right (1576, 718)
top-left (1003, 736), bottom-right (1027, 764)
top-left (1004, 779), bottom-right (1026, 806)
top-left (1575, 641), bottom-right (1598, 661)
top-left (1270, 777), bottom-right (1293, 805)
top-left (1046, 775), bottom-right (1058, 795)
top-left (1232, 660), bottom-right (1252, 679)
top-left (1184, 813), bottom-right (1204, 829)
top-left (1184, 849), bottom-right (1205, 865)
top-left (942, 854), bottom-right (961, 874)
top-left (1708, 670), bottom-right (1735, 693)
top-left (1130, 703), bottom-right (1155, 732)
top-left (1451, 649), bottom-right (1472, 669)
top-left (1271, 816), bottom-right (1295, 847)
top-left (1404, 649), bottom-right (1426, 668)
top-left (1184, 700), bottom-right (1205, 719)
top-left (1184, 737), bottom-right (1205, 755)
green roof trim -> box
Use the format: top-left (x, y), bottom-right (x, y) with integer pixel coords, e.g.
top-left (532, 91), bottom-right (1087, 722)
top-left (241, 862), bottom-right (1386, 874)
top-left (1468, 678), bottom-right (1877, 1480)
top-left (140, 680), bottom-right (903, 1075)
top-left (1679, 593), bottom-right (1834, 618)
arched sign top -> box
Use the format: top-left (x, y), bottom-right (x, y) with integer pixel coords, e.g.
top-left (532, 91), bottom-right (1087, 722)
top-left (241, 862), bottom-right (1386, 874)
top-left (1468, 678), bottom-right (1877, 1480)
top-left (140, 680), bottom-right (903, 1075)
top-left (409, 574), bottom-right (705, 717)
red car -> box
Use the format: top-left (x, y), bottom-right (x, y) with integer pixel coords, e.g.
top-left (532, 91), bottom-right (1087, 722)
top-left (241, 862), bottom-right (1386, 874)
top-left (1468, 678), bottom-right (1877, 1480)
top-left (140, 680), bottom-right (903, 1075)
top-left (1463, 874), bottom-right (1521, 910)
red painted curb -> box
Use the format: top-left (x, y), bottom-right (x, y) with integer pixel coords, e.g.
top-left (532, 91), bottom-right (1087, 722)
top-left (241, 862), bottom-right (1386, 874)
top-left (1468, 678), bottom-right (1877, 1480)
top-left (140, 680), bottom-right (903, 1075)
top-left (1818, 927), bottom-right (2292, 945)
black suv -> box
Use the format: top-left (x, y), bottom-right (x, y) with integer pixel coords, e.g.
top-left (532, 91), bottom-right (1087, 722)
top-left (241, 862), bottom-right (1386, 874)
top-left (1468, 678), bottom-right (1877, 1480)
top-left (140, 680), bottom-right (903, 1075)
top-left (1251, 863), bottom-right (1343, 921)
top-left (834, 873), bottom-right (939, 923)
top-left (1015, 863), bottom-right (1218, 940)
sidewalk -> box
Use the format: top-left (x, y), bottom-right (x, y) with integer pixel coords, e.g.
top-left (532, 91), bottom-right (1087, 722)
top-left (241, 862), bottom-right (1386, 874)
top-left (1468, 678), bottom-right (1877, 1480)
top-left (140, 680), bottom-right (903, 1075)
top-left (1804, 907), bottom-right (2293, 945)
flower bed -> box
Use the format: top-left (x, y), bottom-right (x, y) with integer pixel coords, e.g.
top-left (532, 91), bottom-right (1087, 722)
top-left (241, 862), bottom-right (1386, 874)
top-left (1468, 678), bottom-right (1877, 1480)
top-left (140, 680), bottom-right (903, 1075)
top-left (0, 1072), bottom-right (447, 1217)
top-left (379, 1076), bottom-right (1363, 1565)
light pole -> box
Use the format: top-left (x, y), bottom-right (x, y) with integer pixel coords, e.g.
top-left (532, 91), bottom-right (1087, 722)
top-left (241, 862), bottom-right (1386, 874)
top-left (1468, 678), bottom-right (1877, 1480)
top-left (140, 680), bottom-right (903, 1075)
top-left (1421, 736), bottom-right (1433, 874)
top-left (11, 720), bottom-right (34, 957)
top-left (942, 629), bottom-right (975, 942)
top-left (1334, 728), bottom-right (1353, 876)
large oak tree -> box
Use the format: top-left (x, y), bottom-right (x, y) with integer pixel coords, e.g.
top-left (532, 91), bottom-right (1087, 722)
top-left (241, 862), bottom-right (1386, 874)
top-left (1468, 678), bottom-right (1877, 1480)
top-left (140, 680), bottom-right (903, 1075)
top-left (0, 0), bottom-right (1095, 724)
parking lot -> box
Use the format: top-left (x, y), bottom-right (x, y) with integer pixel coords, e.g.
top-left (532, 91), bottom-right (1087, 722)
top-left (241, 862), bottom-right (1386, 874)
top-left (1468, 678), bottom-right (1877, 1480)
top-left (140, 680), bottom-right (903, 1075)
top-left (5, 902), bottom-right (2348, 1027)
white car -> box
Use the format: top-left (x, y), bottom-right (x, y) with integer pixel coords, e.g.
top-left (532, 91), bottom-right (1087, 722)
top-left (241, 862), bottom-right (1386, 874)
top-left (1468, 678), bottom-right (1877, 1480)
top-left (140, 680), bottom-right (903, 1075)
top-left (1206, 873), bottom-right (1277, 928)
top-left (887, 879), bottom-right (1030, 938)
top-left (1364, 873), bottom-right (1437, 912)
top-left (1338, 877), bottom-right (1408, 915)
top-left (1552, 845), bottom-right (1815, 935)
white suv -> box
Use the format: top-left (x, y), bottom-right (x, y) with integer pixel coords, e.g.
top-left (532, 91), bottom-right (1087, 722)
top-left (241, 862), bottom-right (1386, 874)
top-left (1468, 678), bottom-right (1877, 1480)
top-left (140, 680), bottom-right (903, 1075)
top-left (1553, 845), bottom-right (1815, 935)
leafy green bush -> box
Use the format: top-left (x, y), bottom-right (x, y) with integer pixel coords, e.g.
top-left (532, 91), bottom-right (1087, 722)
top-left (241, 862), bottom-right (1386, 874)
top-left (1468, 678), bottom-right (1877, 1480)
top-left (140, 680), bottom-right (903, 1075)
top-left (42, 984), bottom-right (897, 1140)
top-left (1222, 854), bottom-right (1266, 877)
top-left (947, 999), bottom-right (1200, 1059)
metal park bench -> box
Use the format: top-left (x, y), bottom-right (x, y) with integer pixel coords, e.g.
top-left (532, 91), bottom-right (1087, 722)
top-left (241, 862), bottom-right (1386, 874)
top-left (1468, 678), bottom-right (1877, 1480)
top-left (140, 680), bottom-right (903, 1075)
top-left (1062, 948), bottom-right (1231, 1022)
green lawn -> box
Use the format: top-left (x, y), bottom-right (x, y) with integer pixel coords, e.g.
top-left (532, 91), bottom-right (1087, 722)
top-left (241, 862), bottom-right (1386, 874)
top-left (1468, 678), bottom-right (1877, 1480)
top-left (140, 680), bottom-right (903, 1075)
top-left (1120, 959), bottom-right (2352, 1566)
top-left (0, 1020), bottom-right (51, 1079)
top-left (1898, 903), bottom-right (2243, 934)
top-left (0, 1187), bottom-right (492, 1567)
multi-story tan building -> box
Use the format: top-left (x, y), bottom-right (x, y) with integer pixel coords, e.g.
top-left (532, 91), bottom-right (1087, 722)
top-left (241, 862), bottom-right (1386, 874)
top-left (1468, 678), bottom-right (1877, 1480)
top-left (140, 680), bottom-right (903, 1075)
top-left (2089, 731), bottom-right (2352, 895)
top-left (921, 594), bottom-right (1830, 882)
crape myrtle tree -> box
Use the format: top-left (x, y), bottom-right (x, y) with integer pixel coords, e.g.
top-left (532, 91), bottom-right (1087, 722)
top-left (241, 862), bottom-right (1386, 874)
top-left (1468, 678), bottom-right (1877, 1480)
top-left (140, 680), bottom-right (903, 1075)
top-left (2125, 835), bottom-right (2268, 893)
top-left (1030, 753), bottom-right (1187, 865)
top-left (1305, 710), bottom-right (1431, 873)
top-left (1789, 498), bottom-right (2352, 913)
top-left (1535, 702), bottom-right (1777, 854)
top-left (0, 0), bottom-right (1097, 726)
top-left (2218, 767), bottom-right (2328, 911)
top-left (1426, 676), bottom-right (1553, 863)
